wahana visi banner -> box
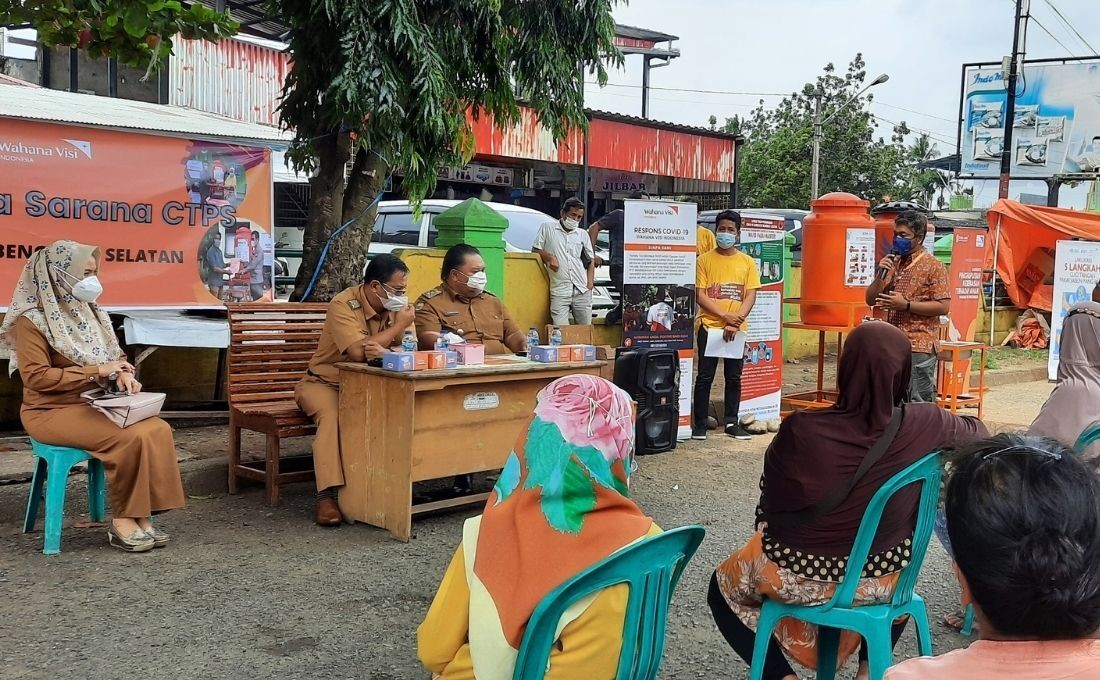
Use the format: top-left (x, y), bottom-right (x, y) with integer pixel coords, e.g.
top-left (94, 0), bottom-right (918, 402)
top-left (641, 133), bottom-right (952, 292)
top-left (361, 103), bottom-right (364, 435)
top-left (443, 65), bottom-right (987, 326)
top-left (738, 217), bottom-right (785, 422)
top-left (0, 119), bottom-right (274, 309)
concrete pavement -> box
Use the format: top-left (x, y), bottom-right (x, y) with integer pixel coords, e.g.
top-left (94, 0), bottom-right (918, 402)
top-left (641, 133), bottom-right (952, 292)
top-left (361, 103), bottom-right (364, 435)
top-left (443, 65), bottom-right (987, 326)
top-left (0, 379), bottom-right (1055, 679)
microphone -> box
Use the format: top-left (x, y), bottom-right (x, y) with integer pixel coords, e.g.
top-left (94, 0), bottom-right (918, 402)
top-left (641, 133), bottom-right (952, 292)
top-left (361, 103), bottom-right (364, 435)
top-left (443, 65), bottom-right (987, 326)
top-left (876, 251), bottom-right (900, 281)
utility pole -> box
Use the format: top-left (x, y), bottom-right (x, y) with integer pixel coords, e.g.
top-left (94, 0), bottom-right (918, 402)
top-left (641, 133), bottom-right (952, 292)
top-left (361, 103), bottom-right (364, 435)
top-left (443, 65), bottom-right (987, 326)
top-left (999, 0), bottom-right (1027, 199)
top-left (811, 93), bottom-right (823, 201)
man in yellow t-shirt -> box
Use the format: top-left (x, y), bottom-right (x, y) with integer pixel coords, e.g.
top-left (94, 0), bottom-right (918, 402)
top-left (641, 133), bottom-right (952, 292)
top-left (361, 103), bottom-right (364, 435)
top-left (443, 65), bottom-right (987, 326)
top-left (694, 210), bottom-right (761, 441)
top-left (697, 224), bottom-right (716, 256)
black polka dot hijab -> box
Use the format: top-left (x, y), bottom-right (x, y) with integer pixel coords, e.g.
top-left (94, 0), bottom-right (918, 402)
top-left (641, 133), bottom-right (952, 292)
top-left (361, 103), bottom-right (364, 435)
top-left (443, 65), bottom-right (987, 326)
top-left (0, 240), bottom-right (121, 376)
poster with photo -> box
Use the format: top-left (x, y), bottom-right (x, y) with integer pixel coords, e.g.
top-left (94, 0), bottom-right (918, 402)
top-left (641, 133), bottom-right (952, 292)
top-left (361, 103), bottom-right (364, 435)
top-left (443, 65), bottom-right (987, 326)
top-left (622, 199), bottom-right (697, 439)
top-left (844, 228), bottom-right (876, 288)
top-left (739, 219), bottom-right (785, 423)
top-left (1049, 240), bottom-right (1100, 381)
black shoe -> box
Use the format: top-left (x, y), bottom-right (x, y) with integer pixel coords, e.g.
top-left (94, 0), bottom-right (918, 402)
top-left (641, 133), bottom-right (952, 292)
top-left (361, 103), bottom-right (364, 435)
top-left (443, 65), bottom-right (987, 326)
top-left (725, 424), bottom-right (753, 440)
top-left (691, 426), bottom-right (708, 440)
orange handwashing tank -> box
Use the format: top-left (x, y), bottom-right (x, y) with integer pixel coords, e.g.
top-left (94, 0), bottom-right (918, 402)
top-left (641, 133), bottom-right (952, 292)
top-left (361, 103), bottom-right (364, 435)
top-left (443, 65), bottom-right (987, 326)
top-left (799, 192), bottom-right (874, 326)
top-left (871, 201), bottom-right (932, 260)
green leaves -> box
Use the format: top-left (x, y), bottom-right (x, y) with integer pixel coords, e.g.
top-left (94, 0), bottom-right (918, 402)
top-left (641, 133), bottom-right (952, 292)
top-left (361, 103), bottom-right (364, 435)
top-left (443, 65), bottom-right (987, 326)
top-left (2, 0), bottom-right (238, 69)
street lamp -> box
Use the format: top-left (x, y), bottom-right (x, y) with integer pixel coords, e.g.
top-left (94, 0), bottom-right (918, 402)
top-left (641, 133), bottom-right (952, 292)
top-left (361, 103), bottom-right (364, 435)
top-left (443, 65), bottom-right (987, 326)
top-left (810, 73), bottom-right (889, 200)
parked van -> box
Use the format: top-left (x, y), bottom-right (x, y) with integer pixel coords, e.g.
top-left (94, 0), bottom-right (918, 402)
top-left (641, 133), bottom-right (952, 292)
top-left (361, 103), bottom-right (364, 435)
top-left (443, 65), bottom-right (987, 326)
top-left (373, 200), bottom-right (615, 317)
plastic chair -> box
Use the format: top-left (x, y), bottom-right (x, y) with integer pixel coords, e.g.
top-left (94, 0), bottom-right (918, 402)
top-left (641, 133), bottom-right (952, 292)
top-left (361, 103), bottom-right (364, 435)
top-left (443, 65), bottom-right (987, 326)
top-left (513, 525), bottom-right (706, 680)
top-left (961, 603), bottom-right (975, 636)
top-left (1075, 422), bottom-right (1100, 455)
top-left (22, 439), bottom-right (106, 555)
top-left (749, 453), bottom-right (942, 680)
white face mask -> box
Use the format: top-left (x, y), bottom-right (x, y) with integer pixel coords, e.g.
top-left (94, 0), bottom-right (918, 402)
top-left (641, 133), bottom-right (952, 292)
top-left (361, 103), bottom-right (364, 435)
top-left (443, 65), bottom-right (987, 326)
top-left (462, 271), bottom-right (488, 295)
top-left (378, 283), bottom-right (408, 312)
top-left (56, 267), bottom-right (104, 303)
top-left (561, 218), bottom-right (580, 231)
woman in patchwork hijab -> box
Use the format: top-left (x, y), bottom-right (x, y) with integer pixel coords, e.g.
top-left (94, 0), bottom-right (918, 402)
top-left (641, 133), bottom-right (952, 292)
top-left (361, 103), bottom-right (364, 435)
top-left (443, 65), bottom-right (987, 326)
top-left (0, 241), bottom-right (185, 553)
top-left (417, 374), bottom-right (659, 679)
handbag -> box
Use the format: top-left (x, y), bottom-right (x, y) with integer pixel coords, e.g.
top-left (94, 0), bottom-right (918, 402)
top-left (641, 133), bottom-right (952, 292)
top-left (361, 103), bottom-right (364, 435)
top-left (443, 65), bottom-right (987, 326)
top-left (763, 406), bottom-right (905, 530)
top-left (81, 389), bottom-right (166, 428)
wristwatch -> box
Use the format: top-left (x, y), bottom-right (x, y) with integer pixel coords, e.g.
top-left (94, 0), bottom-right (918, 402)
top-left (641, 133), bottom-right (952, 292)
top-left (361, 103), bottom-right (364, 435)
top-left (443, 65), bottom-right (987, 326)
top-left (108, 371), bottom-right (119, 382)
top-left (905, 300), bottom-right (912, 312)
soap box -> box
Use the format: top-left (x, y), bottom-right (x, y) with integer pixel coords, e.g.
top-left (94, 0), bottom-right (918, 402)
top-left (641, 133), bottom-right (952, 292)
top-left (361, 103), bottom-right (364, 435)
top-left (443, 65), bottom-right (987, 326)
top-left (454, 343), bottom-right (485, 365)
top-left (556, 345), bottom-right (576, 362)
top-left (529, 345), bottom-right (558, 363)
top-left (581, 345), bottom-right (597, 361)
top-left (382, 351), bottom-right (416, 372)
top-left (412, 352), bottom-right (431, 371)
top-left (445, 350), bottom-right (459, 369)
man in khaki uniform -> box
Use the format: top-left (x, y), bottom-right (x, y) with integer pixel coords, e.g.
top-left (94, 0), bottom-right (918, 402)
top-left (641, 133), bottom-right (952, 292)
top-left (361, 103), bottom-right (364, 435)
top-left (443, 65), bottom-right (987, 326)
top-left (296, 254), bottom-right (415, 526)
top-left (414, 243), bottom-right (526, 354)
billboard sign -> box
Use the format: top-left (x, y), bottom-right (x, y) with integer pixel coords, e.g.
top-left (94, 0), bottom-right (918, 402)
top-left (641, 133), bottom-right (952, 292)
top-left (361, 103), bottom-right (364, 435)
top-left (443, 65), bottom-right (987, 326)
top-left (959, 59), bottom-right (1100, 178)
top-left (0, 119), bottom-right (274, 309)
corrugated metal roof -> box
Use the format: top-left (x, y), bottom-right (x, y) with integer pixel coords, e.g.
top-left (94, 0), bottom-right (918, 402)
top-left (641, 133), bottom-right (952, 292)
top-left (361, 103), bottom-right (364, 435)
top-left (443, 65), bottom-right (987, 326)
top-left (0, 82), bottom-right (290, 144)
top-left (588, 109), bottom-right (741, 142)
top-left (615, 24), bottom-right (679, 42)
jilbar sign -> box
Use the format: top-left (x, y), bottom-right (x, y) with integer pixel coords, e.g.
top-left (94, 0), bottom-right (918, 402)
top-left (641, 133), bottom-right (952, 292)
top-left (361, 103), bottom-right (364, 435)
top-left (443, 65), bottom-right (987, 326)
top-left (0, 119), bottom-right (274, 309)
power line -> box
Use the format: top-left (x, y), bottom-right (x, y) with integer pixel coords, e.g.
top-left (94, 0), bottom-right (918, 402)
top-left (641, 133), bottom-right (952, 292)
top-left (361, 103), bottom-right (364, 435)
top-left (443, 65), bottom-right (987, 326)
top-left (1041, 0), bottom-right (1099, 55)
top-left (869, 113), bottom-right (957, 148)
top-left (585, 81), bottom-right (786, 97)
top-left (1016, 0), bottom-right (1077, 56)
top-left (873, 101), bottom-right (956, 124)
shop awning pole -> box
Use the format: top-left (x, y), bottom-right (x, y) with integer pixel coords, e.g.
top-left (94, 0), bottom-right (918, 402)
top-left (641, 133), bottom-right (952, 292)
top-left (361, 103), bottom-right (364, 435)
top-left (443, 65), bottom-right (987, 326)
top-left (990, 214), bottom-right (1002, 346)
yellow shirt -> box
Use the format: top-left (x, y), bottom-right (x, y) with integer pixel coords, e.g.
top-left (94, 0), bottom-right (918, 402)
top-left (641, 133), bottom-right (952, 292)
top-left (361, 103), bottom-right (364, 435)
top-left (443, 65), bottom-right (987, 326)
top-left (696, 226), bottom-right (716, 256)
top-left (418, 525), bottom-right (662, 679)
top-left (696, 249), bottom-right (762, 330)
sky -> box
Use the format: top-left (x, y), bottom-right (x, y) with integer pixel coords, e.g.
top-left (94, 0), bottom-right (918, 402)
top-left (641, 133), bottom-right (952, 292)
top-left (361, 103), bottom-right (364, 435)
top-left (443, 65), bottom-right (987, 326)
top-left (584, 0), bottom-right (1100, 209)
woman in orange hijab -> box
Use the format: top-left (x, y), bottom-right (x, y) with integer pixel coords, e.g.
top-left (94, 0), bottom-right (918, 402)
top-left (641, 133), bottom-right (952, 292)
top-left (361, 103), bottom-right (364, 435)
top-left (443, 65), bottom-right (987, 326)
top-left (417, 375), bottom-right (659, 679)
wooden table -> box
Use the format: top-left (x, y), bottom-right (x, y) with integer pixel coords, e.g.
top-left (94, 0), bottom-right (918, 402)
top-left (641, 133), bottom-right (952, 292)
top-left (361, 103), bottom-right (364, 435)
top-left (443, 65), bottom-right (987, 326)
top-left (335, 358), bottom-right (604, 541)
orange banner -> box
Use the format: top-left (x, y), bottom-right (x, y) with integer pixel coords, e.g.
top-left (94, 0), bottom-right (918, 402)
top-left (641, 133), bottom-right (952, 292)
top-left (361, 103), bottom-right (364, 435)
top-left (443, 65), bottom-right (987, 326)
top-left (943, 227), bottom-right (989, 396)
top-left (0, 119), bottom-right (273, 309)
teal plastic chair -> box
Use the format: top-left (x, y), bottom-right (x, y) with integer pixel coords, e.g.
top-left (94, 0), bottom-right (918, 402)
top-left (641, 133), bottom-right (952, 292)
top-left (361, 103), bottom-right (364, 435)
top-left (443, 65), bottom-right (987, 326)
top-left (749, 453), bottom-right (941, 680)
top-left (961, 604), bottom-right (975, 636)
top-left (1075, 422), bottom-right (1100, 455)
top-left (513, 525), bottom-right (705, 680)
top-left (22, 439), bottom-right (106, 555)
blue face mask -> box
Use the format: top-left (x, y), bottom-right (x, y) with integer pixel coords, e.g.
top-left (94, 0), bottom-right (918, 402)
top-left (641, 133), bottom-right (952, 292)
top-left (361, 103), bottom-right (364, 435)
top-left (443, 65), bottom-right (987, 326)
top-left (716, 232), bottom-right (738, 249)
top-left (892, 235), bottom-right (914, 256)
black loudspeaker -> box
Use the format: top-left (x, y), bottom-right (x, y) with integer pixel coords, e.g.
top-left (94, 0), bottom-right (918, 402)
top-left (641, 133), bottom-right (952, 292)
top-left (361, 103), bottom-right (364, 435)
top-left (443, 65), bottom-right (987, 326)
top-left (614, 348), bottom-right (681, 454)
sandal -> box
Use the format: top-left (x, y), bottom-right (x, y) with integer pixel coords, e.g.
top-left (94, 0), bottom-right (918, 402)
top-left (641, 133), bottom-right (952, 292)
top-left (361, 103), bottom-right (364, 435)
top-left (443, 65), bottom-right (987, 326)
top-left (107, 525), bottom-right (155, 553)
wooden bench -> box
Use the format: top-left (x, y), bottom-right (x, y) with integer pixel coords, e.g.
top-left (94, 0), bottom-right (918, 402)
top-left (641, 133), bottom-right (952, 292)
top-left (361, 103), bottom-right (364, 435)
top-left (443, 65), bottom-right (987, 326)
top-left (226, 303), bottom-right (328, 505)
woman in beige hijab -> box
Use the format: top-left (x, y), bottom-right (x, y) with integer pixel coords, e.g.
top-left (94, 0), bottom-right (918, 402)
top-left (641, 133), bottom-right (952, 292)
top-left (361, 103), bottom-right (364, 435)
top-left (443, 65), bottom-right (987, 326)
top-left (1031, 302), bottom-right (1100, 460)
top-left (1, 241), bottom-right (185, 552)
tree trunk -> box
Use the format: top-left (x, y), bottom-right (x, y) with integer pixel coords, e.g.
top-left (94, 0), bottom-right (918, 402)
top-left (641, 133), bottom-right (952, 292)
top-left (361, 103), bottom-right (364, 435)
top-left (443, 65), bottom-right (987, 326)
top-left (291, 138), bottom-right (390, 302)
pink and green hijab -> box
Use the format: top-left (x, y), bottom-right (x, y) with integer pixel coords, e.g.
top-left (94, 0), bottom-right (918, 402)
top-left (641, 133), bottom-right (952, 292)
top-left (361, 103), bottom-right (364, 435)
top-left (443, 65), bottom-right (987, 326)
top-left (472, 374), bottom-right (654, 649)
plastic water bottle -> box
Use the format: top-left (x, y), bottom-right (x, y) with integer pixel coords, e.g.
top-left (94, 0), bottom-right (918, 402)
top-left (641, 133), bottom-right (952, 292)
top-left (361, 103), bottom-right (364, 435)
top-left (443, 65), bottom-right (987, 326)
top-left (401, 330), bottom-right (416, 352)
top-left (527, 327), bottom-right (541, 348)
top-left (550, 326), bottom-right (563, 346)
top-left (435, 333), bottom-right (449, 351)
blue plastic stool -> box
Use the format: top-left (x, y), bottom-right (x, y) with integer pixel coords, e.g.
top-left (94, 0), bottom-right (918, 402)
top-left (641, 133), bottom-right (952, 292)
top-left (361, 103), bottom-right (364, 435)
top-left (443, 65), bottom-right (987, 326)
top-left (22, 439), bottom-right (106, 555)
top-left (749, 452), bottom-right (942, 680)
top-left (513, 525), bottom-right (706, 680)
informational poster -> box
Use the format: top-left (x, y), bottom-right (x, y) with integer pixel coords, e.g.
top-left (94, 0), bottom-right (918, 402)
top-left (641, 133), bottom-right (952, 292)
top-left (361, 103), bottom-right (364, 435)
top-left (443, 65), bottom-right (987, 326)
top-left (845, 228), bottom-right (876, 288)
top-left (1049, 240), bottom-right (1100, 381)
top-left (960, 59), bottom-right (1100, 178)
top-left (622, 199), bottom-right (697, 439)
top-left (739, 218), bottom-right (786, 422)
top-left (0, 118), bottom-right (274, 309)
top-left (944, 228), bottom-right (990, 396)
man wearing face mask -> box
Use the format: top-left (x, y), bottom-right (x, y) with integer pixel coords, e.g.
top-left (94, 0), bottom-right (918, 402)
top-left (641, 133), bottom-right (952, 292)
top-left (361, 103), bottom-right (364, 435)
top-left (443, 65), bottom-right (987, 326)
top-left (296, 253), bottom-right (416, 526)
top-left (533, 197), bottom-right (596, 326)
top-left (415, 243), bottom-right (526, 355)
top-left (864, 210), bottom-right (951, 403)
top-left (694, 210), bottom-right (761, 441)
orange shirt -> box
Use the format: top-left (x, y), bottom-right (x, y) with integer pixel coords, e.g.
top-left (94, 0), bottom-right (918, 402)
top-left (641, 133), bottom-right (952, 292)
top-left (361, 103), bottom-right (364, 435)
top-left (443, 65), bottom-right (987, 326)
top-left (886, 639), bottom-right (1100, 680)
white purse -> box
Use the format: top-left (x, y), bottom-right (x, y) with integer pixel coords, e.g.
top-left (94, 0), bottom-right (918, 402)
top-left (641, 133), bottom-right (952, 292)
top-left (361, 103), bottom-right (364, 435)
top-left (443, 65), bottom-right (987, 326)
top-left (81, 389), bottom-right (166, 428)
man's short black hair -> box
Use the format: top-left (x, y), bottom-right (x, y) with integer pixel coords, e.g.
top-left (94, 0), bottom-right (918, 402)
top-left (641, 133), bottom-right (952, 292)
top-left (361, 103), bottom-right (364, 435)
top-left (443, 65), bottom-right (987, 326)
top-left (946, 433), bottom-right (1100, 639)
top-left (715, 210), bottom-right (742, 230)
top-left (364, 253), bottom-right (409, 286)
top-left (441, 243), bottom-right (481, 281)
top-left (561, 197), bottom-right (585, 214)
top-left (896, 210), bottom-right (928, 241)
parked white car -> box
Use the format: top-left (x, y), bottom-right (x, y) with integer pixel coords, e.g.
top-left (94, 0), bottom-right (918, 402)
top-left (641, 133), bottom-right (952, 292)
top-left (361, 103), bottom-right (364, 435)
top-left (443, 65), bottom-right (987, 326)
top-left (372, 200), bottom-right (615, 318)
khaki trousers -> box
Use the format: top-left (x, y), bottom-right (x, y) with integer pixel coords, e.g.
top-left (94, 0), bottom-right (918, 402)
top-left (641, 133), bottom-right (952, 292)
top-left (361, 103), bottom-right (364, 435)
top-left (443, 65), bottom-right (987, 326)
top-left (295, 378), bottom-right (344, 492)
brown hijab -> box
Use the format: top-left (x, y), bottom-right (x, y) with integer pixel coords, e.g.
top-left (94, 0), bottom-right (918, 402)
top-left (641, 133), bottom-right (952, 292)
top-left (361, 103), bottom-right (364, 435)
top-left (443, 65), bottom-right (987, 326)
top-left (759, 321), bottom-right (987, 556)
top-left (1031, 303), bottom-right (1100, 460)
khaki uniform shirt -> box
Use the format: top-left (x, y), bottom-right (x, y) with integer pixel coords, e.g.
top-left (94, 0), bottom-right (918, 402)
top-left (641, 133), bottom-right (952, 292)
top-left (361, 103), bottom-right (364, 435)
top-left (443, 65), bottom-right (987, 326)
top-left (306, 285), bottom-right (403, 385)
top-left (414, 285), bottom-right (522, 355)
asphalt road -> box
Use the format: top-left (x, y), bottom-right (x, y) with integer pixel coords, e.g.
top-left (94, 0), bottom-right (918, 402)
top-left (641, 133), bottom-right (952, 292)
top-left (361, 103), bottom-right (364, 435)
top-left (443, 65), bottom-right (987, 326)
top-left (0, 380), bottom-right (1052, 679)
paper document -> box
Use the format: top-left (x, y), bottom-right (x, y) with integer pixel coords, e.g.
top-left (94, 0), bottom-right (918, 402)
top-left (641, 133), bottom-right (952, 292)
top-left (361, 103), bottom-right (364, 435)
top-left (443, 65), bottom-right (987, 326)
top-left (704, 329), bottom-right (746, 359)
